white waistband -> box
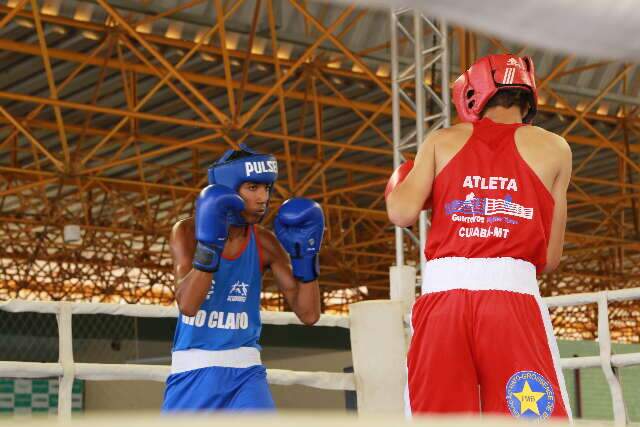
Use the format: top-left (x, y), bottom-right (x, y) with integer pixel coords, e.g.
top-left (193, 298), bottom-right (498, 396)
top-left (171, 347), bottom-right (262, 374)
top-left (422, 257), bottom-right (540, 296)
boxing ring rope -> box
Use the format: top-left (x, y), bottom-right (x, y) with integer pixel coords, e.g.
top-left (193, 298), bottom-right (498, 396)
top-left (2, 288), bottom-right (640, 425)
top-left (0, 299), bottom-right (355, 418)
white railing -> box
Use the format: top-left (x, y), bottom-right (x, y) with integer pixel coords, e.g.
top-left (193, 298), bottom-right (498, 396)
top-left (1, 288), bottom-right (639, 425)
top-left (0, 300), bottom-right (354, 418)
top-left (544, 288), bottom-right (640, 426)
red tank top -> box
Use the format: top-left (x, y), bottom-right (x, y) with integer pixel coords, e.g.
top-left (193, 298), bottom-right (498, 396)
top-left (425, 118), bottom-right (554, 273)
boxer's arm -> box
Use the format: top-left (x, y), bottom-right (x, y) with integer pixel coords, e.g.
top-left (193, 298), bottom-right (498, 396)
top-left (386, 129), bottom-right (439, 227)
top-left (543, 137), bottom-right (572, 273)
top-left (259, 229), bottom-right (320, 325)
top-left (171, 219), bottom-right (214, 316)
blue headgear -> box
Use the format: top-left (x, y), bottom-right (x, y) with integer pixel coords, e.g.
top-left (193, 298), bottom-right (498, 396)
top-left (207, 144), bottom-right (278, 225)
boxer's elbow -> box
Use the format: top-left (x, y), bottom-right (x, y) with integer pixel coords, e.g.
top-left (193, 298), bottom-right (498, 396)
top-left (542, 257), bottom-right (561, 274)
top-left (388, 215), bottom-right (415, 228)
top-left (386, 192), bottom-right (420, 227)
top-left (296, 305), bottom-right (320, 325)
top-left (387, 204), bottom-right (418, 228)
top-left (177, 299), bottom-right (198, 317)
top-left (181, 308), bottom-right (197, 317)
top-left (300, 312), bottom-right (320, 326)
top-left (174, 269), bottom-right (212, 317)
top-left (176, 291), bottom-right (200, 317)
top-left (544, 242), bottom-right (564, 273)
top-left (302, 313), bottom-right (320, 326)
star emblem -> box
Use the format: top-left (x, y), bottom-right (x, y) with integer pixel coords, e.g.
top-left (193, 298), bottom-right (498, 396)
top-left (513, 380), bottom-right (545, 415)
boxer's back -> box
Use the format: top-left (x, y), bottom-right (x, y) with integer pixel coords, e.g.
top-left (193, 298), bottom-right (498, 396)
top-left (426, 117), bottom-right (567, 272)
top-left (434, 121), bottom-right (566, 193)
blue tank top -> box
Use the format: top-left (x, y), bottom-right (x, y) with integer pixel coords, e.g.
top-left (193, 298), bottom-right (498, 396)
top-left (172, 225), bottom-right (264, 351)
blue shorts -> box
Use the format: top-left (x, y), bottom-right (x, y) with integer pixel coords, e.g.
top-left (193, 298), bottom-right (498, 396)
top-left (162, 365), bottom-right (275, 412)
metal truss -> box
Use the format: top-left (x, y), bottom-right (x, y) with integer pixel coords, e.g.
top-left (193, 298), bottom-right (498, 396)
top-left (0, 1), bottom-right (638, 341)
top-left (390, 8), bottom-right (449, 283)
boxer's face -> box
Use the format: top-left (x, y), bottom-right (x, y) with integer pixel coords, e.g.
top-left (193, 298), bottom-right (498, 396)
top-left (238, 182), bottom-right (271, 223)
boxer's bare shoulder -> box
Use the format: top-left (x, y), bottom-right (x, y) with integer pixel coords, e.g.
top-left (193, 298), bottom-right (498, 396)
top-left (172, 217), bottom-right (195, 234)
top-left (433, 122), bottom-right (474, 175)
top-left (171, 218), bottom-right (195, 252)
top-left (515, 125), bottom-right (571, 191)
top-left (518, 124), bottom-right (570, 152)
top-left (170, 218), bottom-right (196, 284)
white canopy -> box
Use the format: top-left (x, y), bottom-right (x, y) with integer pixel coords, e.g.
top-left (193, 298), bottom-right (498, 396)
top-left (356, 0), bottom-right (640, 60)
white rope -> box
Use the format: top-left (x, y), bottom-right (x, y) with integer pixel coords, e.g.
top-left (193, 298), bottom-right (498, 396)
top-left (70, 363), bottom-right (356, 391)
top-left (261, 310), bottom-right (350, 328)
top-left (402, 287), bottom-right (640, 321)
top-left (5, 356), bottom-right (632, 384)
top-left (0, 361), bottom-right (355, 391)
top-left (559, 356), bottom-right (601, 370)
top-left (0, 361), bottom-right (62, 378)
top-left (0, 299), bottom-right (349, 328)
top-left (70, 302), bottom-right (177, 318)
top-left (611, 352), bottom-right (640, 368)
top-left (267, 369), bottom-right (356, 391)
top-left (74, 363), bottom-right (170, 382)
top-left (0, 299), bottom-right (59, 314)
top-left (544, 287), bottom-right (640, 307)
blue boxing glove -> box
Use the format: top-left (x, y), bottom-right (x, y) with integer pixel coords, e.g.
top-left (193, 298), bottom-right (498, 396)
top-left (274, 198), bottom-right (324, 282)
top-left (193, 185), bottom-right (245, 273)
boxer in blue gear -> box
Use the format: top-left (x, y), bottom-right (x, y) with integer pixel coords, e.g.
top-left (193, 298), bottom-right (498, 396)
top-left (162, 144), bottom-right (324, 412)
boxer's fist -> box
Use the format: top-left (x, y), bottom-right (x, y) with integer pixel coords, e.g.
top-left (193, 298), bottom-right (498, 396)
top-left (385, 160), bottom-right (431, 210)
top-left (193, 185), bottom-right (245, 273)
top-left (274, 198), bottom-right (324, 282)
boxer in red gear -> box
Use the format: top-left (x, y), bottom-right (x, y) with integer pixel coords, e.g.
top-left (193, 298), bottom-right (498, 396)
top-left (386, 54), bottom-right (572, 421)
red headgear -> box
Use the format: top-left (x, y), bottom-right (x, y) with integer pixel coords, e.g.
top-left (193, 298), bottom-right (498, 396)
top-left (452, 54), bottom-right (538, 123)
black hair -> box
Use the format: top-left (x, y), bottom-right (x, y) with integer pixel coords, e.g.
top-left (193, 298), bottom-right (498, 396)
top-left (482, 88), bottom-right (531, 118)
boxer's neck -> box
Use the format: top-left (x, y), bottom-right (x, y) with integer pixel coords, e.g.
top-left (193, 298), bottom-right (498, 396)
top-left (228, 225), bottom-right (248, 240)
top-left (483, 106), bottom-right (524, 124)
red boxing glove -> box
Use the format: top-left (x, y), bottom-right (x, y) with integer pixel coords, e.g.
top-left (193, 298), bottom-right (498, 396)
top-left (385, 160), bottom-right (413, 199)
top-left (384, 160), bottom-right (432, 209)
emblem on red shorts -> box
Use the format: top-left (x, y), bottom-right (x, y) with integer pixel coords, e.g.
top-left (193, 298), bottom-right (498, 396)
top-left (505, 370), bottom-right (555, 419)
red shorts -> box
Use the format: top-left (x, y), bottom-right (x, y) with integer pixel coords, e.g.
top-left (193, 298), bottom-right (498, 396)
top-left (406, 257), bottom-right (571, 421)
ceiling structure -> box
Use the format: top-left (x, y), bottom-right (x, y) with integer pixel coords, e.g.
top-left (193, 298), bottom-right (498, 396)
top-left (0, 0), bottom-right (639, 342)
